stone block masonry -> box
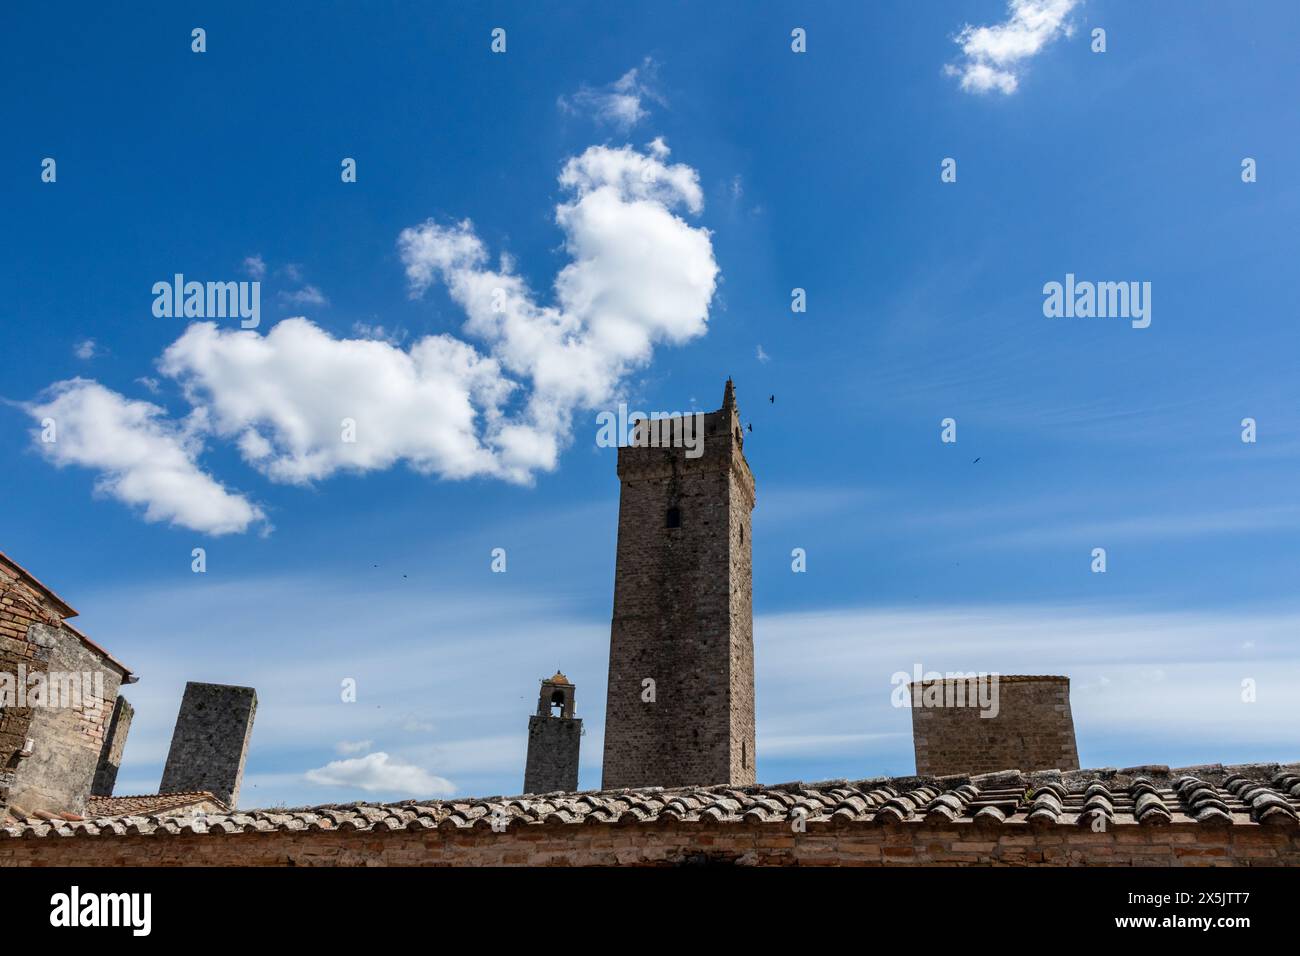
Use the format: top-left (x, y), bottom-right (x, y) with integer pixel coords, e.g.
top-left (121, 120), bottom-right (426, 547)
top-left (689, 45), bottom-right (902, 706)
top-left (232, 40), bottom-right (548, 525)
top-left (911, 675), bottom-right (1080, 776)
top-left (523, 673), bottom-right (581, 794)
top-left (602, 380), bottom-right (756, 789)
top-left (8, 625), bottom-right (127, 815)
top-left (159, 682), bottom-right (257, 808)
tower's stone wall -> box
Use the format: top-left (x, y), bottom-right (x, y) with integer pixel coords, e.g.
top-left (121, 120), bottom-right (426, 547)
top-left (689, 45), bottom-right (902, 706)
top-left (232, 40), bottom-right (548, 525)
top-left (601, 382), bottom-right (756, 789)
top-left (160, 682), bottom-right (257, 808)
top-left (524, 716), bottom-right (581, 794)
top-left (911, 675), bottom-right (1080, 776)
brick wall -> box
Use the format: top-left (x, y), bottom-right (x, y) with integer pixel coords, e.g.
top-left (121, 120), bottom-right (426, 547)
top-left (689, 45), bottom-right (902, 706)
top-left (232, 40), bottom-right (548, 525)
top-left (3, 820), bottom-right (1296, 867)
top-left (602, 387), bottom-right (756, 789)
top-left (912, 676), bottom-right (1080, 776)
top-left (92, 695), bottom-right (134, 797)
top-left (0, 563), bottom-right (63, 811)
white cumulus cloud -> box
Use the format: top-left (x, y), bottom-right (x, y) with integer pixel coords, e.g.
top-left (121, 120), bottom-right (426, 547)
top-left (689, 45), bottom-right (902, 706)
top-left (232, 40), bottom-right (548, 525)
top-left (159, 318), bottom-right (513, 484)
top-left (304, 751), bottom-right (454, 796)
top-left (945, 0), bottom-right (1079, 95)
top-left (23, 379), bottom-right (264, 535)
top-left (28, 138), bottom-right (717, 528)
top-left (397, 137), bottom-right (717, 477)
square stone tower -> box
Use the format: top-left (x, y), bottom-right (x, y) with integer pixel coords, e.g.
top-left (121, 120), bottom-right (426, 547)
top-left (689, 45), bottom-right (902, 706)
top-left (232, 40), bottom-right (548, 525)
top-left (523, 672), bottom-right (582, 794)
top-left (159, 682), bottom-right (257, 808)
top-left (601, 379), bottom-right (757, 789)
top-left (910, 675), bottom-right (1080, 776)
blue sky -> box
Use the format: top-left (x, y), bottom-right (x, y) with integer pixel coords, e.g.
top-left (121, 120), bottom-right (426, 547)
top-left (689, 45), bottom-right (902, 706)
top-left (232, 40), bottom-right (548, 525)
top-left (2, 1), bottom-right (1298, 808)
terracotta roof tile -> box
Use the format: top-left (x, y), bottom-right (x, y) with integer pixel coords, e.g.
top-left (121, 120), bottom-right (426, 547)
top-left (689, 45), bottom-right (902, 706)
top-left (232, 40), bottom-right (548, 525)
top-left (5, 761), bottom-right (1297, 841)
top-left (85, 792), bottom-right (228, 818)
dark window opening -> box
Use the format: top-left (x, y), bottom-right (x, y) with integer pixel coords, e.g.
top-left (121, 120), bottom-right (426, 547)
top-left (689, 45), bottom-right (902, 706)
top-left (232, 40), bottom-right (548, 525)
top-left (666, 506), bottom-right (681, 528)
top-left (550, 691), bottom-right (565, 716)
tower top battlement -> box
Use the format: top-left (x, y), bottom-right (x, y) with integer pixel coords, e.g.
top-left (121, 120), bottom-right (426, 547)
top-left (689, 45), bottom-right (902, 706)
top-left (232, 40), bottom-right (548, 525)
top-left (616, 379), bottom-right (754, 505)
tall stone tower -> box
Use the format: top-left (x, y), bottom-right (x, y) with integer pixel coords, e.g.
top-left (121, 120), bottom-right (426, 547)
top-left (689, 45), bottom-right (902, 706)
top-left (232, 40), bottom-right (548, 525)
top-left (601, 379), bottom-right (757, 790)
top-left (523, 672), bottom-right (582, 794)
top-left (159, 682), bottom-right (258, 808)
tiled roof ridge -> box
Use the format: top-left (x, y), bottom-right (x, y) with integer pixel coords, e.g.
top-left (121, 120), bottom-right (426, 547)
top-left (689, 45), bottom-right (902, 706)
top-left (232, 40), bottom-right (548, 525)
top-left (82, 791), bottom-right (230, 818)
top-left (5, 760), bottom-right (1297, 840)
top-left (99, 790), bottom-right (219, 799)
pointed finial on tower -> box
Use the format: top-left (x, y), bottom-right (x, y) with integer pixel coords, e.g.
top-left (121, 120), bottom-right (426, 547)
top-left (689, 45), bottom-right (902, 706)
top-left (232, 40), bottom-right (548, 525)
top-left (722, 377), bottom-right (736, 411)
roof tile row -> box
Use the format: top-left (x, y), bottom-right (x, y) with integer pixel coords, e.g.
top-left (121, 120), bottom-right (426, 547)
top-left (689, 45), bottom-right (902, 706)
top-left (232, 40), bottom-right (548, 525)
top-left (4, 762), bottom-right (1296, 840)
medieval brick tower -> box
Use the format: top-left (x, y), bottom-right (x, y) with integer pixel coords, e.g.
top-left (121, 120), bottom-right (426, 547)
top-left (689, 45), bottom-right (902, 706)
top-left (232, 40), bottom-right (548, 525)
top-left (523, 672), bottom-right (582, 794)
top-left (601, 379), bottom-right (757, 789)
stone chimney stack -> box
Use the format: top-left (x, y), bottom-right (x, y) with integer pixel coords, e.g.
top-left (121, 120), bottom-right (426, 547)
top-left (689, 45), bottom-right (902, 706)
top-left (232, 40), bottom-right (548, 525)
top-left (159, 682), bottom-right (257, 808)
top-left (910, 674), bottom-right (1079, 776)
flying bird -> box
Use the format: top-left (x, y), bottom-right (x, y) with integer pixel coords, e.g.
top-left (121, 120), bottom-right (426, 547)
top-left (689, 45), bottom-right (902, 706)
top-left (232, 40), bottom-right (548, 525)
top-left (769, 395), bottom-right (775, 403)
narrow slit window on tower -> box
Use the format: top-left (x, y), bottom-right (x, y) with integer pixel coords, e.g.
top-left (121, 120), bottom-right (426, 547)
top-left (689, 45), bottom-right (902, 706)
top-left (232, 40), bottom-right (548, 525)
top-left (666, 506), bottom-right (681, 528)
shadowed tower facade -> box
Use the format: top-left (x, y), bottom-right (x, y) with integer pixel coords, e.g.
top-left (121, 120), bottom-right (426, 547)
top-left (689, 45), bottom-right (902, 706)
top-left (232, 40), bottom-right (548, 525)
top-left (602, 379), bottom-right (757, 789)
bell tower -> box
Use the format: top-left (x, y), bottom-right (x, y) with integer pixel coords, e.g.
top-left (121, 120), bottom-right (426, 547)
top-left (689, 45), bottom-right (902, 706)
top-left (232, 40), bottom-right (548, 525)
top-left (523, 672), bottom-right (582, 794)
top-left (601, 379), bottom-right (756, 789)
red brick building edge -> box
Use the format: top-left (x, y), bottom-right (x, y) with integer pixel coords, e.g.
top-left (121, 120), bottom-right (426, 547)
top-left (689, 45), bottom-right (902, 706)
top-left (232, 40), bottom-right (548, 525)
top-left (3, 820), bottom-right (1297, 867)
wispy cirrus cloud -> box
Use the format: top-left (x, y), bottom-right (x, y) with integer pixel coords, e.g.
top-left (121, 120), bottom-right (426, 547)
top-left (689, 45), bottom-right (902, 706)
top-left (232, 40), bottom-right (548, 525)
top-left (945, 0), bottom-right (1079, 95)
top-left (558, 58), bottom-right (664, 130)
top-left (278, 284), bottom-right (329, 308)
top-left (242, 254), bottom-right (267, 280)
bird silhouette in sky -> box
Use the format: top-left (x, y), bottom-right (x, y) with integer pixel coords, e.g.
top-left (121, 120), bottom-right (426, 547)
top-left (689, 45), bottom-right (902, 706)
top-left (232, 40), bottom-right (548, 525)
top-left (769, 395), bottom-right (775, 403)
